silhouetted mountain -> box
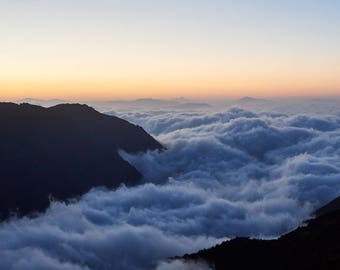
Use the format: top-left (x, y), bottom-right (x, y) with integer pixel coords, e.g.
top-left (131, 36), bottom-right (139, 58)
top-left (0, 103), bottom-right (163, 219)
top-left (16, 98), bottom-right (69, 107)
top-left (180, 206), bottom-right (340, 270)
top-left (315, 196), bottom-right (340, 217)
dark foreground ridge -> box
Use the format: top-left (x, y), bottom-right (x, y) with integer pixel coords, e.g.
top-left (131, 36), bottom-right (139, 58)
top-left (0, 102), bottom-right (162, 219)
top-left (181, 199), bottom-right (340, 270)
top-left (314, 196), bottom-right (340, 218)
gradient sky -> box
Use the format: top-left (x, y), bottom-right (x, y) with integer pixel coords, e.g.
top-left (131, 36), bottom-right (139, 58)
top-left (1, 0), bottom-right (340, 100)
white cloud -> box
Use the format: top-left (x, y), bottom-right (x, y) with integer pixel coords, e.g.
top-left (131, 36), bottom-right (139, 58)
top-left (155, 260), bottom-right (213, 270)
top-left (1, 106), bottom-right (340, 270)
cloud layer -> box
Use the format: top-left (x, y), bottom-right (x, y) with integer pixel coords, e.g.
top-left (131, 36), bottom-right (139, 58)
top-left (1, 107), bottom-right (340, 270)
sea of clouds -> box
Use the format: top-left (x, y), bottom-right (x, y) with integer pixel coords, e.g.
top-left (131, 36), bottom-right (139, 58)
top-left (1, 104), bottom-right (340, 270)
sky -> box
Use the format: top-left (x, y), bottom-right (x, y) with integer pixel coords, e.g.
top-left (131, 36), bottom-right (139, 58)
top-left (1, 0), bottom-right (340, 100)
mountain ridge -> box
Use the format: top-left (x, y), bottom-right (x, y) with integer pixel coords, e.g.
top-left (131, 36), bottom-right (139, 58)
top-left (0, 102), bottom-right (163, 219)
top-left (179, 198), bottom-right (340, 270)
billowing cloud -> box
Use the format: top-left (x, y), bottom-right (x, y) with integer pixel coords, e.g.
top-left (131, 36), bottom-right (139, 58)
top-left (155, 259), bottom-right (213, 270)
top-left (1, 106), bottom-right (340, 270)
top-left (0, 193), bottom-right (220, 270)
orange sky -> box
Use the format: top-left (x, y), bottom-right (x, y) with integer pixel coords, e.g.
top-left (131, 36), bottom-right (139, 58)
top-left (2, 77), bottom-right (340, 101)
top-left (1, 1), bottom-right (340, 100)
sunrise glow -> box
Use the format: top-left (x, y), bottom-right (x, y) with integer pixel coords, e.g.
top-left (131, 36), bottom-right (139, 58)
top-left (1, 0), bottom-right (340, 100)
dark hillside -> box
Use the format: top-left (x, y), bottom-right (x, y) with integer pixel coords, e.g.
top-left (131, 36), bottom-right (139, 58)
top-left (181, 202), bottom-right (340, 270)
top-left (0, 103), bottom-right (162, 218)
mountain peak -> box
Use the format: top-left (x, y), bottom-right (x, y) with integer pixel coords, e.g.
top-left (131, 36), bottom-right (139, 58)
top-left (238, 96), bottom-right (267, 102)
top-left (0, 103), bottom-right (163, 219)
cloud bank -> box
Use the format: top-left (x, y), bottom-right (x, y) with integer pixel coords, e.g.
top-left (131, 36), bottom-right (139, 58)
top-left (1, 107), bottom-right (340, 270)
top-left (155, 259), bottom-right (213, 270)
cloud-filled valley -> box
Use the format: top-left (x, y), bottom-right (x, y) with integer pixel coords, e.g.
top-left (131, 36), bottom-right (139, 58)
top-left (1, 105), bottom-right (340, 270)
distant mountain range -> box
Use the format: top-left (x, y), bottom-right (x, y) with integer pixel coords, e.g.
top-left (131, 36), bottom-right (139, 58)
top-left (236, 96), bottom-right (268, 103)
top-left (180, 197), bottom-right (340, 270)
top-left (0, 103), bottom-right (163, 219)
top-left (231, 96), bottom-right (271, 106)
top-left (94, 98), bottom-right (212, 111)
top-left (12, 98), bottom-right (213, 112)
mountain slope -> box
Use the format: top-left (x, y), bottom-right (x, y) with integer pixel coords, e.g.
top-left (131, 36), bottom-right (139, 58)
top-left (314, 196), bottom-right (340, 217)
top-left (0, 103), bottom-right (162, 219)
top-left (181, 206), bottom-right (340, 270)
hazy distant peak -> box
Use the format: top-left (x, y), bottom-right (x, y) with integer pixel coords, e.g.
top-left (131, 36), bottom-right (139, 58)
top-left (237, 96), bottom-right (268, 102)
